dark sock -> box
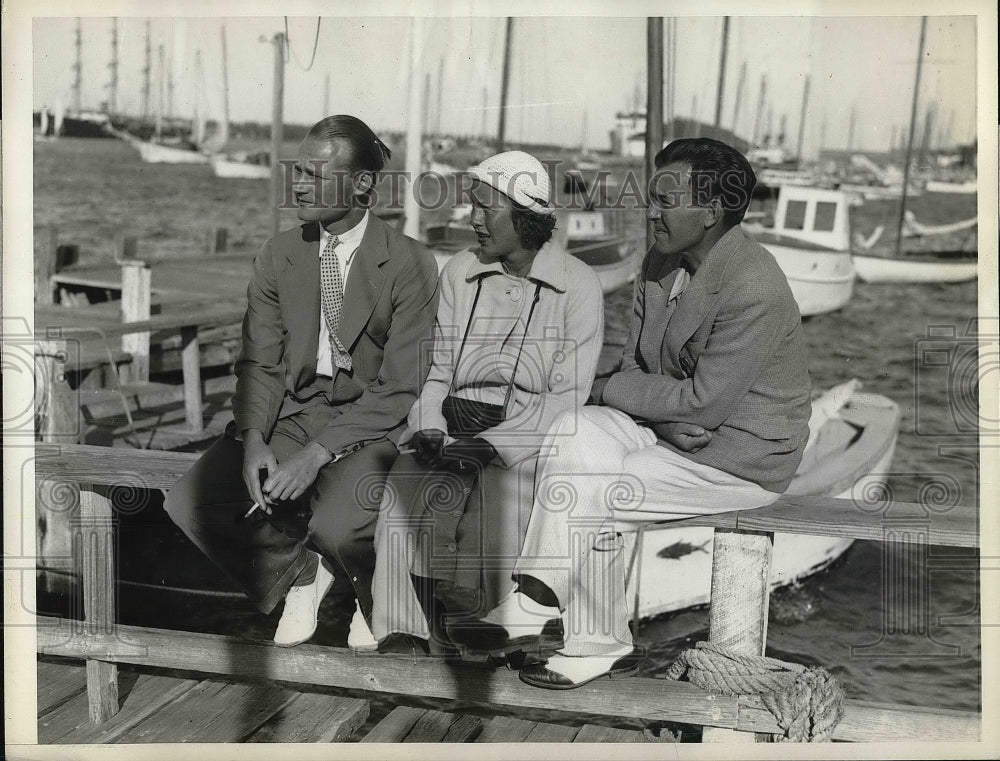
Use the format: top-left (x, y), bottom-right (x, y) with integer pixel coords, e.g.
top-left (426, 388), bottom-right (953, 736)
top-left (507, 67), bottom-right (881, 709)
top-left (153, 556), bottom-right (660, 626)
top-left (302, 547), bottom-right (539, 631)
top-left (292, 551), bottom-right (319, 586)
top-left (516, 574), bottom-right (559, 608)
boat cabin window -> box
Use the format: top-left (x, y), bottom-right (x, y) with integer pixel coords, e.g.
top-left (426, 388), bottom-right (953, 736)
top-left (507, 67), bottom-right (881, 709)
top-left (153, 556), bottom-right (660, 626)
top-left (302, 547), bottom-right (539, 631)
top-left (814, 201), bottom-right (838, 232)
top-left (785, 200), bottom-right (807, 230)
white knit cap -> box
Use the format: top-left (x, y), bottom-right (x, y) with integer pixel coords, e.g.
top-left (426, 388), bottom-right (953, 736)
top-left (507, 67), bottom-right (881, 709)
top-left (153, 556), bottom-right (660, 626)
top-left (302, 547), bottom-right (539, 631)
top-left (468, 150), bottom-right (554, 216)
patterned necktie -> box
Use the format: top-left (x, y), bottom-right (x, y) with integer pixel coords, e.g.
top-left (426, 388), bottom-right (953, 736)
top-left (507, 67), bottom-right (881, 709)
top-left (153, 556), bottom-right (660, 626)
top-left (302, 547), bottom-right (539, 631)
top-left (320, 234), bottom-right (353, 371)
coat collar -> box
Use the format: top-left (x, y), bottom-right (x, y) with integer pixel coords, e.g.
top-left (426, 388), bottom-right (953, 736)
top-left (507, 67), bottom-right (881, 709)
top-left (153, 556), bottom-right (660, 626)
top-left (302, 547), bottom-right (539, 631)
top-left (462, 237), bottom-right (568, 292)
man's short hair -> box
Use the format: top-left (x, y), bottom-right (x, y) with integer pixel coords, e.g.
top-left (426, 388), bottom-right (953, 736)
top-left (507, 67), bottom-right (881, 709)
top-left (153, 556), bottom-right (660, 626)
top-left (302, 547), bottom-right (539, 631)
top-left (654, 137), bottom-right (757, 226)
top-left (307, 115), bottom-right (392, 177)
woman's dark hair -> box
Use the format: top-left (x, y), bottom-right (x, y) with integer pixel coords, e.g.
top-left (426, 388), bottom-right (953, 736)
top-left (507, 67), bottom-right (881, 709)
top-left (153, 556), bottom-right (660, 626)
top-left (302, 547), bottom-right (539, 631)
top-left (510, 206), bottom-right (557, 251)
top-left (306, 115), bottom-right (392, 177)
top-left (653, 137), bottom-right (756, 226)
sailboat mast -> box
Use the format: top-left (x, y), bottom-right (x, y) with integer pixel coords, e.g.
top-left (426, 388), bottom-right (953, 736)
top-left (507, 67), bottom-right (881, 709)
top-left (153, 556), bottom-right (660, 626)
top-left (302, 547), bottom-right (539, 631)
top-left (323, 73), bottom-right (330, 118)
top-left (713, 16), bottom-right (730, 132)
top-left (846, 103), bottom-right (856, 151)
top-left (269, 33), bottom-right (286, 239)
top-left (731, 61), bottom-right (746, 137)
top-left (752, 74), bottom-right (766, 147)
top-left (436, 58), bottom-right (444, 137)
top-left (107, 18), bottom-right (119, 116)
top-left (221, 24), bottom-right (231, 142)
top-left (795, 74), bottom-right (810, 164)
top-left (73, 19), bottom-right (83, 113)
top-left (497, 18), bottom-right (514, 151)
top-left (895, 16), bottom-right (928, 258)
top-left (646, 17), bottom-right (664, 253)
top-left (156, 44), bottom-right (164, 140)
top-left (403, 18), bottom-right (425, 240)
top-left (142, 21), bottom-right (151, 123)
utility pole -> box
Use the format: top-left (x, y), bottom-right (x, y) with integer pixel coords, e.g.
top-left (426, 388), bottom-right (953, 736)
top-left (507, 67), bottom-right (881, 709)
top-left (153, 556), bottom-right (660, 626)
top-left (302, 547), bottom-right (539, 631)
top-left (221, 25), bottom-right (231, 141)
top-left (713, 16), bottom-right (730, 135)
top-left (497, 18), bottom-right (514, 151)
top-left (481, 86), bottom-right (488, 139)
top-left (72, 18), bottom-right (83, 113)
top-left (322, 72), bottom-right (330, 118)
top-left (846, 103), bottom-right (856, 152)
top-left (156, 44), bottom-right (164, 140)
top-left (106, 19), bottom-right (119, 115)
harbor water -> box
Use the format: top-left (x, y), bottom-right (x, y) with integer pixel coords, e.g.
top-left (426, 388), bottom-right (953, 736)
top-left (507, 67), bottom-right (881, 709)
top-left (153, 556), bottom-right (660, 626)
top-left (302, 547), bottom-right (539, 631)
top-left (32, 138), bottom-right (981, 725)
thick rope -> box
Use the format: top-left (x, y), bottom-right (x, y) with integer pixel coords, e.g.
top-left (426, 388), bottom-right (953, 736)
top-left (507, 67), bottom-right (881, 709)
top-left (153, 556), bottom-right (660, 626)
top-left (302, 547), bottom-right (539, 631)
top-left (665, 641), bottom-right (844, 742)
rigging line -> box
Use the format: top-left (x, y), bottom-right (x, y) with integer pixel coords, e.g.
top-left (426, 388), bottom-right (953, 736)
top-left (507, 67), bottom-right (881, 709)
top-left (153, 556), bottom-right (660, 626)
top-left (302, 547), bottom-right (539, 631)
top-left (284, 17), bottom-right (322, 70)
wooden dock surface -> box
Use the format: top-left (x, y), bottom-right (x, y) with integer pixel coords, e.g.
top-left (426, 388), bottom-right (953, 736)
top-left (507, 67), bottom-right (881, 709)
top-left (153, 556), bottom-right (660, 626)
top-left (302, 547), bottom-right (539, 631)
top-left (37, 658), bottom-right (652, 744)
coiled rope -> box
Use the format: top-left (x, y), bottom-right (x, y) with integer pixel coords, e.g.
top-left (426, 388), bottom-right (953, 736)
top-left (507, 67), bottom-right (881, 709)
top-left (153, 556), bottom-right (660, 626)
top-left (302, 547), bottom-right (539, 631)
top-left (665, 641), bottom-right (844, 742)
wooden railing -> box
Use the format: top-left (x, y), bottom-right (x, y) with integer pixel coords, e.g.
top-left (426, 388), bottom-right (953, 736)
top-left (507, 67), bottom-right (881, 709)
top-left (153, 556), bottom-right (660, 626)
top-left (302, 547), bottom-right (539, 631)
top-left (33, 443), bottom-right (981, 743)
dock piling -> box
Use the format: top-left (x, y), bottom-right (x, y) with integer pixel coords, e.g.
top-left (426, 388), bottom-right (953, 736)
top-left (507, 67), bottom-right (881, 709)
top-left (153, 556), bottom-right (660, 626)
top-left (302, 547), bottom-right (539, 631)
top-left (120, 261), bottom-right (151, 383)
top-left (206, 227), bottom-right (228, 255)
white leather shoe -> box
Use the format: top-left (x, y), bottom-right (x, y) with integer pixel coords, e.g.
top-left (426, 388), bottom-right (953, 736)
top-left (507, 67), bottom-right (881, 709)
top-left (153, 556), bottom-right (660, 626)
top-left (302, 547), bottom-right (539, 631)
top-left (273, 557), bottom-right (334, 647)
top-left (347, 599), bottom-right (379, 653)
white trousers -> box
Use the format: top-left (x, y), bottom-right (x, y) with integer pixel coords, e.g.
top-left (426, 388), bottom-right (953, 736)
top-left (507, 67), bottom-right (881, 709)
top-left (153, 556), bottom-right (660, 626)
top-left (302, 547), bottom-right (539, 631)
top-left (515, 406), bottom-right (779, 656)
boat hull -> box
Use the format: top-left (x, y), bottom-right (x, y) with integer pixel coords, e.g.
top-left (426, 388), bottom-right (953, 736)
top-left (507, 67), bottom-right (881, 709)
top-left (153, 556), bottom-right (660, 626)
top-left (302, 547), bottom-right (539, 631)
top-left (135, 140), bottom-right (209, 165)
top-left (853, 254), bottom-right (978, 284)
top-left (210, 155), bottom-right (271, 179)
top-left (628, 391), bottom-right (900, 619)
top-left (765, 244), bottom-right (856, 316)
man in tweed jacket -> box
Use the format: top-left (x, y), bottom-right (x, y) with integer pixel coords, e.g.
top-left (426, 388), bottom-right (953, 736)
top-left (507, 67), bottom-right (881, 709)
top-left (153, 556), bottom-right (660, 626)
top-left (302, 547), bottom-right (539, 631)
top-left (454, 137), bottom-right (812, 688)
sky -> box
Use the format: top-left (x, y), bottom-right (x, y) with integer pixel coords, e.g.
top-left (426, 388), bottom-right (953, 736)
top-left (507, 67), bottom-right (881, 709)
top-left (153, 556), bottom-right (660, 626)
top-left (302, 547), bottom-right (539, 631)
top-left (31, 12), bottom-right (978, 157)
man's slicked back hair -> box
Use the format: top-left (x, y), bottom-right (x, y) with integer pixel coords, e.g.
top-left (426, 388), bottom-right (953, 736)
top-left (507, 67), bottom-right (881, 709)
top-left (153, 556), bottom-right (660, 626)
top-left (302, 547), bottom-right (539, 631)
top-left (654, 137), bottom-right (757, 226)
top-left (306, 115), bottom-right (392, 177)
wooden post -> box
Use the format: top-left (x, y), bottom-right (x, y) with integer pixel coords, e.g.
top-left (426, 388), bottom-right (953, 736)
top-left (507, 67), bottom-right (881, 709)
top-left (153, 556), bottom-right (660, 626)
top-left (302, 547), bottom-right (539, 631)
top-left (35, 225), bottom-right (59, 305)
top-left (703, 528), bottom-right (774, 743)
top-left (205, 227), bottom-right (228, 254)
top-left (180, 326), bottom-right (203, 432)
top-left (496, 18), bottom-right (514, 152)
top-left (403, 17), bottom-right (425, 241)
top-left (645, 17), bottom-right (664, 254)
top-left (269, 32), bottom-right (285, 241)
top-left (78, 485), bottom-right (119, 723)
top-left (113, 233), bottom-right (138, 262)
top-left (120, 260), bottom-right (151, 383)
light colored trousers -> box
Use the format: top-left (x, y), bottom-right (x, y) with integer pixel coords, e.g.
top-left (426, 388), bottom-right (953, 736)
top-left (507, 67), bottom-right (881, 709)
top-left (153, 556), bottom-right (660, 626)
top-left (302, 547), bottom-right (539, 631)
top-left (515, 406), bottom-right (780, 656)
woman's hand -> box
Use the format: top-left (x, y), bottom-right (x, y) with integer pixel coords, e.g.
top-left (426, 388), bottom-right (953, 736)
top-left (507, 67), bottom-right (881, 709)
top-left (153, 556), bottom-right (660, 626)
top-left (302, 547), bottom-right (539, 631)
top-left (411, 429), bottom-right (446, 467)
top-left (438, 437), bottom-right (498, 474)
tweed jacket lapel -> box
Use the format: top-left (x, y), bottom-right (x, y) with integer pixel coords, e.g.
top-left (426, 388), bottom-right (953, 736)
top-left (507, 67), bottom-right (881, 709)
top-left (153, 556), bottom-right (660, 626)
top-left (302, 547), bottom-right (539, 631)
top-left (338, 213), bottom-right (390, 353)
top-left (664, 225), bottom-right (744, 356)
top-left (281, 223), bottom-right (323, 387)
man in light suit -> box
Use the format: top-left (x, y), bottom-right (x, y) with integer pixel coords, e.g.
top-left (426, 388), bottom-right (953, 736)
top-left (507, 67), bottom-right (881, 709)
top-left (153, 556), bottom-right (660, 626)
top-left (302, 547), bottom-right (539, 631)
top-left (457, 137), bottom-right (812, 687)
top-left (165, 115), bottom-right (439, 648)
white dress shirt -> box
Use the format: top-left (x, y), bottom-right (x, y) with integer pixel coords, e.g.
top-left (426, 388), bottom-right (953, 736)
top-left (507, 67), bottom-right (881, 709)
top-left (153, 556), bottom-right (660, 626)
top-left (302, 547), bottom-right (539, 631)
top-left (316, 210), bottom-right (370, 377)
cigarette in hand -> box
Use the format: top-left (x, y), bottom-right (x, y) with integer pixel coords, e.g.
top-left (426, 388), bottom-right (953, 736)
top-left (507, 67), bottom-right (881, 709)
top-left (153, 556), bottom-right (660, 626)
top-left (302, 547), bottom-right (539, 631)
top-left (244, 501), bottom-right (271, 518)
top-left (397, 446), bottom-right (417, 455)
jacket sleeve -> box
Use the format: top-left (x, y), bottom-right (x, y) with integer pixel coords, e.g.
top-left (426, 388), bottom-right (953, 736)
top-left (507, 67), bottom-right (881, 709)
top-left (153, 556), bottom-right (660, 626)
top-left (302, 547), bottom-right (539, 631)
top-left (311, 247), bottom-right (440, 455)
top-left (480, 268), bottom-right (605, 467)
top-left (602, 275), bottom-right (789, 429)
top-left (402, 258), bottom-right (461, 440)
top-left (232, 239), bottom-right (287, 438)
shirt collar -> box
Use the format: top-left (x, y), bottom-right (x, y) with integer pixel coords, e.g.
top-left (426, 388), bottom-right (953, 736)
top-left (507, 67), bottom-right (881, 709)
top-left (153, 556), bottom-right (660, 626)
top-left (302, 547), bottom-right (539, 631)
top-left (668, 268), bottom-right (691, 301)
top-left (320, 209), bottom-right (370, 256)
top-left (463, 237), bottom-right (569, 292)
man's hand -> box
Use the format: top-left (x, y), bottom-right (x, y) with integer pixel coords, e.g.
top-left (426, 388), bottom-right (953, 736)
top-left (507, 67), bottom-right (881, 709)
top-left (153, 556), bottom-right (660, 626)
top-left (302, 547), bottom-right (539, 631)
top-left (242, 430), bottom-right (278, 510)
top-left (262, 442), bottom-right (332, 502)
top-left (653, 421), bottom-right (713, 453)
top-left (438, 437), bottom-right (497, 474)
top-left (411, 429), bottom-right (446, 467)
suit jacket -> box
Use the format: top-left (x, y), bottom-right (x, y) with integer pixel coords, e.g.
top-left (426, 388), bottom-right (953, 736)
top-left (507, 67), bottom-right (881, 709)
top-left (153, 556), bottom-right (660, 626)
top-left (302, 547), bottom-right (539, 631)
top-left (602, 225), bottom-right (812, 492)
top-left (231, 213), bottom-right (440, 456)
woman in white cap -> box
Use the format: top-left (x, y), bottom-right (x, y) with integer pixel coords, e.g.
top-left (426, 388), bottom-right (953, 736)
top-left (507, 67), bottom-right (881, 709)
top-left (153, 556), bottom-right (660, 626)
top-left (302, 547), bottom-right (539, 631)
top-left (370, 150), bottom-right (604, 655)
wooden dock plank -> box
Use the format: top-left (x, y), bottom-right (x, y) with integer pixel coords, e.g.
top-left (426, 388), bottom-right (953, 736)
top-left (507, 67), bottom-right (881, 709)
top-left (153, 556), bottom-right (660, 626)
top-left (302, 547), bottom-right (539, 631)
top-left (36, 660), bottom-right (87, 716)
top-left (361, 706), bottom-right (426, 743)
top-left (476, 716), bottom-right (537, 742)
top-left (574, 724), bottom-right (646, 742)
top-left (440, 713), bottom-right (484, 742)
top-left (524, 722), bottom-right (581, 742)
top-left (41, 671), bottom-right (199, 744)
top-left (36, 620), bottom-right (738, 730)
top-left (117, 680), bottom-right (296, 743)
top-left (244, 692), bottom-right (370, 743)
top-left (401, 708), bottom-right (460, 742)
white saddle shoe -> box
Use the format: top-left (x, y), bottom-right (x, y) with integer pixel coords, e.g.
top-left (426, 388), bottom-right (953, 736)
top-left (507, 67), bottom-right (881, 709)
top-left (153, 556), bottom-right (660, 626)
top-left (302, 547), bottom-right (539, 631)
top-left (347, 599), bottom-right (379, 653)
top-left (273, 557), bottom-right (334, 647)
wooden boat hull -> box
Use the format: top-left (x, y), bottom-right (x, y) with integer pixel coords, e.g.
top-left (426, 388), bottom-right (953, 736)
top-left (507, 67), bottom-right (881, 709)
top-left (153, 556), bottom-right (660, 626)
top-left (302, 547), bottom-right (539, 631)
top-left (853, 253), bottom-right (978, 284)
top-left (628, 391), bottom-right (901, 619)
top-left (925, 180), bottom-right (976, 194)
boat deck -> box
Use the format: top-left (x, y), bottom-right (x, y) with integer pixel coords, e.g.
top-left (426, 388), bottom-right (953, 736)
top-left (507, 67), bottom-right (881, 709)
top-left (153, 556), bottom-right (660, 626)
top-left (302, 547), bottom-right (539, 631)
top-left (37, 658), bottom-right (654, 745)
